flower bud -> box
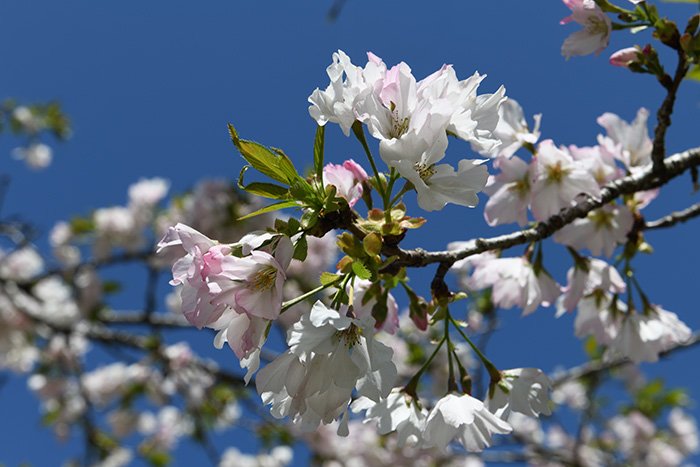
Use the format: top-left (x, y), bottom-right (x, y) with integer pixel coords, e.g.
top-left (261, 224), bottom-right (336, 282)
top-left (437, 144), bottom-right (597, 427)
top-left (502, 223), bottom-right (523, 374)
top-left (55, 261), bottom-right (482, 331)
top-left (609, 47), bottom-right (639, 67)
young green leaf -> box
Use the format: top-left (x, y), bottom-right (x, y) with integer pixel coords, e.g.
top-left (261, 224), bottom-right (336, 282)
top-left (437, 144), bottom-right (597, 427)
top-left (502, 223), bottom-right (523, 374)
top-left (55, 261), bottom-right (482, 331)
top-left (228, 123), bottom-right (300, 184)
top-left (293, 234), bottom-right (308, 261)
top-left (351, 261), bottom-right (372, 280)
top-left (237, 200), bottom-right (299, 221)
top-left (238, 166), bottom-right (290, 199)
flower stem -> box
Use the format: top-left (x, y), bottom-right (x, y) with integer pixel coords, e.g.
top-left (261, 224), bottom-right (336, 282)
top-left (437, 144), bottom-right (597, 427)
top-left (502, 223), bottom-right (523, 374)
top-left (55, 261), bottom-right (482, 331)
top-left (280, 276), bottom-right (343, 313)
top-left (403, 336), bottom-right (445, 397)
top-left (445, 311), bottom-right (457, 392)
top-left (388, 181), bottom-right (413, 209)
top-left (351, 121), bottom-right (386, 203)
top-left (448, 312), bottom-right (500, 382)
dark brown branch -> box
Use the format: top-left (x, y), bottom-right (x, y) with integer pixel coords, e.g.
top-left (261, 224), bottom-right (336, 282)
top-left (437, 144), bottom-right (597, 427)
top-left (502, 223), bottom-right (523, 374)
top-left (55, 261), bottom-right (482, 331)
top-left (651, 49), bottom-right (690, 172)
top-left (643, 201), bottom-right (700, 230)
top-left (385, 146), bottom-right (700, 269)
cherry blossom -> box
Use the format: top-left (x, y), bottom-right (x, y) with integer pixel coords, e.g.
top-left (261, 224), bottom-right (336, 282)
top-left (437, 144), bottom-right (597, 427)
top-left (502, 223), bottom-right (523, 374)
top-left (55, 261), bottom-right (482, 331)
top-left (157, 223), bottom-right (235, 328)
top-left (323, 159), bottom-right (368, 207)
top-left (465, 252), bottom-right (560, 315)
top-left (210, 235), bottom-right (293, 321)
top-left (12, 142), bottom-right (52, 169)
top-left (492, 98), bottom-right (541, 158)
top-left (308, 50), bottom-right (384, 136)
top-left (558, 258), bottom-right (626, 314)
top-left (351, 390), bottom-right (427, 447)
top-left (423, 393), bottom-right (512, 451)
top-left (560, 0), bottom-right (612, 58)
top-left (610, 47), bottom-right (640, 67)
top-left (382, 124), bottom-right (489, 211)
top-left (608, 305), bottom-right (692, 363)
top-left (530, 140), bottom-right (600, 221)
top-left (487, 368), bottom-right (552, 419)
top-left (257, 301), bottom-right (396, 433)
top-left (553, 204), bottom-right (634, 257)
top-left (598, 108), bottom-right (653, 171)
top-left (483, 155), bottom-right (533, 226)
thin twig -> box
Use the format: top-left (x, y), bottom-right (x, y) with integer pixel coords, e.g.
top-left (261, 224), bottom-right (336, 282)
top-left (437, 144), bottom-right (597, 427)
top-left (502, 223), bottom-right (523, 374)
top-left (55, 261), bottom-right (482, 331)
top-left (552, 331), bottom-right (700, 388)
top-left (644, 201), bottom-right (700, 230)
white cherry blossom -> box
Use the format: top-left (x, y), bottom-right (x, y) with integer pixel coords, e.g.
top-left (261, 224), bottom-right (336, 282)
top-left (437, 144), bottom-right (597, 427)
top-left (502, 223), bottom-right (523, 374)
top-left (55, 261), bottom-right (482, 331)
top-left (483, 155), bottom-right (532, 226)
top-left (256, 301), bottom-right (396, 433)
top-left (423, 393), bottom-right (512, 451)
top-left (530, 140), bottom-right (600, 221)
top-left (492, 98), bottom-right (541, 158)
top-left (466, 253), bottom-right (560, 315)
top-left (487, 368), bottom-right (552, 419)
top-left (598, 108), bottom-right (653, 171)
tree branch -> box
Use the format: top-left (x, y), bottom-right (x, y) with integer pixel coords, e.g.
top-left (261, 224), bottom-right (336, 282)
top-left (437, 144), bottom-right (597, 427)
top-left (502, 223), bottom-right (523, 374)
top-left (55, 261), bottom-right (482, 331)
top-left (651, 48), bottom-right (689, 173)
top-left (643, 201), bottom-right (700, 230)
top-left (385, 146), bottom-right (700, 269)
top-left (552, 330), bottom-right (700, 388)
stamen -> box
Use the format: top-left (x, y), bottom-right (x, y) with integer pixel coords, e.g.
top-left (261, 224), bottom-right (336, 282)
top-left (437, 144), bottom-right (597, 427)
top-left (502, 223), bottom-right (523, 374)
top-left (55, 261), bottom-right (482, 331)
top-left (546, 162), bottom-right (570, 183)
top-left (334, 323), bottom-right (362, 348)
top-left (250, 265), bottom-right (278, 291)
top-left (413, 162), bottom-right (437, 182)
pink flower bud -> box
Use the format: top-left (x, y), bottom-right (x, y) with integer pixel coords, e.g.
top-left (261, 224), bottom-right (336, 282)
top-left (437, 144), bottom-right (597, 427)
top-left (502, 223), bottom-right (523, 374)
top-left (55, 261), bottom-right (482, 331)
top-left (609, 47), bottom-right (639, 67)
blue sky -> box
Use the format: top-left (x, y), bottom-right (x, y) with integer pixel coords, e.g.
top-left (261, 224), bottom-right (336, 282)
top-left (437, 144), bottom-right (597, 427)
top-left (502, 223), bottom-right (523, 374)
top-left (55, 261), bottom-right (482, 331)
top-left (1, 0), bottom-right (700, 465)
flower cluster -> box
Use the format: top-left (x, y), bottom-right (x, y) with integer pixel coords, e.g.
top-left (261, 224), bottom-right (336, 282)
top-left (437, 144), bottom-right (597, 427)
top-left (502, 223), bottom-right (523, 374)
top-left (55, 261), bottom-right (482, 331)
top-left (309, 50), bottom-right (506, 211)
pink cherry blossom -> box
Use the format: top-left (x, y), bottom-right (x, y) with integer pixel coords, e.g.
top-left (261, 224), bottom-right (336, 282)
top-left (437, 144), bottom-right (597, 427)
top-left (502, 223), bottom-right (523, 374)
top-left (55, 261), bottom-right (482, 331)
top-left (561, 0), bottom-right (612, 58)
top-left (323, 159), bottom-right (368, 207)
top-left (157, 223), bottom-right (235, 328)
top-left (609, 47), bottom-right (639, 67)
top-left (211, 236), bottom-right (293, 321)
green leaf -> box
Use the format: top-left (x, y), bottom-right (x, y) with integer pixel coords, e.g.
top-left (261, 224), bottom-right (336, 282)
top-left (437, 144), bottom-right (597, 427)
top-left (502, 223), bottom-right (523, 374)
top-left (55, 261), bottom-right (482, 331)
top-left (686, 64), bottom-right (700, 82)
top-left (271, 147), bottom-right (300, 183)
top-left (238, 166), bottom-right (289, 199)
top-left (290, 178), bottom-right (321, 206)
top-left (363, 232), bottom-right (383, 257)
top-left (320, 271), bottom-right (341, 286)
top-left (293, 235), bottom-right (308, 261)
top-left (70, 216), bottom-right (94, 235)
top-left (102, 281), bottom-right (121, 294)
top-left (313, 125), bottom-right (325, 180)
top-left (352, 261), bottom-right (372, 280)
top-left (228, 123), bottom-right (299, 184)
top-left (145, 450), bottom-right (171, 467)
top-left (242, 181), bottom-right (290, 199)
top-left (237, 200), bottom-right (299, 221)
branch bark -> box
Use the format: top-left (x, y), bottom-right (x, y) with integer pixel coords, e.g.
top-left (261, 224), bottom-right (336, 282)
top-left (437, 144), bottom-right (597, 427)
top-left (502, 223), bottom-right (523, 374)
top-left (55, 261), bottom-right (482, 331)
top-left (385, 146), bottom-right (700, 269)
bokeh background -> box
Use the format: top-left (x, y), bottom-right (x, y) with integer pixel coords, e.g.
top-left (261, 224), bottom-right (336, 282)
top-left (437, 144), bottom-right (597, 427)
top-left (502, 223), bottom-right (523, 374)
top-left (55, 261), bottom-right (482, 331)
top-left (1, 0), bottom-right (699, 465)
